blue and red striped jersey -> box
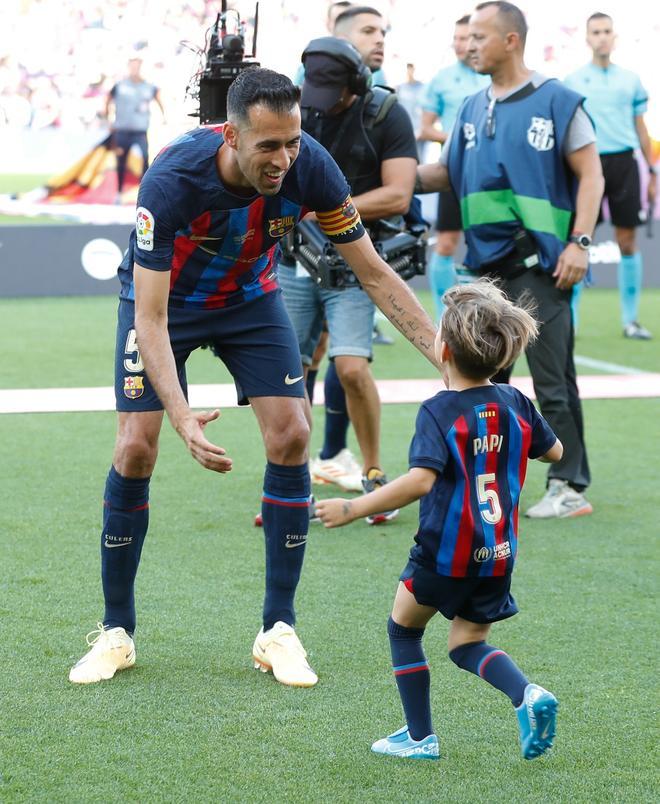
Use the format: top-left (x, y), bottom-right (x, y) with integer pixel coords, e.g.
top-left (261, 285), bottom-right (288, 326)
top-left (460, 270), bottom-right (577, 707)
top-left (408, 384), bottom-right (557, 578)
top-left (118, 126), bottom-right (364, 308)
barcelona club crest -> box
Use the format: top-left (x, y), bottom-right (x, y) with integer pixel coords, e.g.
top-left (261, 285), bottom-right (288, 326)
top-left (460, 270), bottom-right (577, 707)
top-left (268, 216), bottom-right (295, 238)
top-left (341, 198), bottom-right (357, 219)
top-left (124, 375), bottom-right (145, 399)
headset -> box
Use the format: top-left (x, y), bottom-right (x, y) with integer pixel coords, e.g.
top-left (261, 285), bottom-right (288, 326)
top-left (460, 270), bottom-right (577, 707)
top-left (301, 36), bottom-right (372, 97)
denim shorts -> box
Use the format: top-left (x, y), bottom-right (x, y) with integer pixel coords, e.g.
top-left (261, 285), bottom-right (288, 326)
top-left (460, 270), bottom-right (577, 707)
top-left (278, 263), bottom-right (376, 364)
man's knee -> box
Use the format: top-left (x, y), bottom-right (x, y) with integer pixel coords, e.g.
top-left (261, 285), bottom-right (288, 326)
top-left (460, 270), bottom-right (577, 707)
top-left (113, 415), bottom-right (161, 476)
top-left (263, 414), bottom-right (310, 464)
top-left (335, 358), bottom-right (373, 397)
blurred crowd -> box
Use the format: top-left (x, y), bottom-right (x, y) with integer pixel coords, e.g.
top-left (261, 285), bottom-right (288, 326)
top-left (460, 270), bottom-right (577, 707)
top-left (1, 0), bottom-right (658, 138)
top-left (0, 0), bottom-right (219, 131)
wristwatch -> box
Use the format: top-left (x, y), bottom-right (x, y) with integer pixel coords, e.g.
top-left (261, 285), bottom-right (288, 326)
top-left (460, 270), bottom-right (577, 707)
top-left (568, 232), bottom-right (592, 250)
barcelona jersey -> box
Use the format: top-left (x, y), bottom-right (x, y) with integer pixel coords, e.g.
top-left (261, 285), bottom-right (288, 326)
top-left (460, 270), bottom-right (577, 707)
top-left (408, 384), bottom-right (557, 578)
top-left (118, 126), bottom-right (364, 308)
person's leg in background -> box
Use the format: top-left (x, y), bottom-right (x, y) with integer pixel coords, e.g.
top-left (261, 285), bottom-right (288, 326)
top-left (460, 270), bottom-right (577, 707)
top-left (427, 190), bottom-right (463, 321)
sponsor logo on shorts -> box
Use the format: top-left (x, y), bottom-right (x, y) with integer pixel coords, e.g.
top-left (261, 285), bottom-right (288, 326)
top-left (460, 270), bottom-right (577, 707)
top-left (268, 216), bottom-right (295, 238)
top-left (136, 207), bottom-right (155, 251)
top-left (124, 375), bottom-right (145, 399)
top-left (285, 373), bottom-right (303, 385)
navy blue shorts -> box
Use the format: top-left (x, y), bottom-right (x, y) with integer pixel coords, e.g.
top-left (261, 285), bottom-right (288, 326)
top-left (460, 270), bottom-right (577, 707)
top-left (400, 559), bottom-right (518, 624)
top-left (115, 290), bottom-right (305, 412)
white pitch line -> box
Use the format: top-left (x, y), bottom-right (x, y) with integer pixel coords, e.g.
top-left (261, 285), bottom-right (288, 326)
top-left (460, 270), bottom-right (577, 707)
top-left (2, 374), bottom-right (660, 415)
top-left (574, 354), bottom-right (648, 376)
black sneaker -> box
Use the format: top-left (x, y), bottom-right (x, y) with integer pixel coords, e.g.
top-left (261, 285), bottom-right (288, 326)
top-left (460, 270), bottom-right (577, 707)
top-left (361, 468), bottom-right (399, 525)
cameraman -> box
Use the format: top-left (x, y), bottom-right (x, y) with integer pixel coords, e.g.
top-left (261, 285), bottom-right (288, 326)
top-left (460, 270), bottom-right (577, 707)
top-left (279, 36), bottom-right (418, 523)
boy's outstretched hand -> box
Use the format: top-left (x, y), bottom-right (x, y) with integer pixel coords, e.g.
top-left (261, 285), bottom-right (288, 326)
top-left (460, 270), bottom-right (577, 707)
top-left (315, 498), bottom-right (357, 528)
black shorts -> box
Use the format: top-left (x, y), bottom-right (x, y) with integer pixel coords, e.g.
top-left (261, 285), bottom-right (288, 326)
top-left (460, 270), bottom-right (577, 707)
top-left (114, 289), bottom-right (305, 412)
top-left (400, 559), bottom-right (518, 624)
top-left (600, 150), bottom-right (642, 228)
top-left (435, 189), bottom-right (463, 232)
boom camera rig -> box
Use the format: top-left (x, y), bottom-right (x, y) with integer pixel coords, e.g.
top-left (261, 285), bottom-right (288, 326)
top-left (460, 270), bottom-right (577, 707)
top-left (285, 219), bottom-right (428, 290)
top-left (194, 1), bottom-right (260, 124)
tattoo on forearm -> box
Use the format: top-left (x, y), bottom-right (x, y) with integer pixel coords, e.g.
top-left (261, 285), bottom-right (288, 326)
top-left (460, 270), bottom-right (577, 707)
top-left (342, 501), bottom-right (352, 517)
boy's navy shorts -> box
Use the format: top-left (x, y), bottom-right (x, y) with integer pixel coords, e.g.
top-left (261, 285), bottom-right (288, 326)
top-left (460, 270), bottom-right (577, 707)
top-left (400, 559), bottom-right (518, 624)
top-left (114, 289), bottom-right (305, 412)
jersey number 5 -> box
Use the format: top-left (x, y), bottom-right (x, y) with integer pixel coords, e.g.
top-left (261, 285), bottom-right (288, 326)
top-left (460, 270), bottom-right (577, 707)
top-left (476, 473), bottom-right (502, 525)
top-left (123, 328), bottom-right (144, 372)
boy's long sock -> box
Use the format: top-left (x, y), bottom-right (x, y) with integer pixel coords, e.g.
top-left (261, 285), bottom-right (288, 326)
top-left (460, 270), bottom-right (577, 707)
top-left (388, 617), bottom-right (433, 740)
top-left (101, 466), bottom-right (150, 634)
top-left (449, 640), bottom-right (528, 707)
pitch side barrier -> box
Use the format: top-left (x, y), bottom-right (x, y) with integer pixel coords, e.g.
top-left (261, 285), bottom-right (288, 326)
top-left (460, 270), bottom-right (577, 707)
top-left (0, 222), bottom-right (658, 298)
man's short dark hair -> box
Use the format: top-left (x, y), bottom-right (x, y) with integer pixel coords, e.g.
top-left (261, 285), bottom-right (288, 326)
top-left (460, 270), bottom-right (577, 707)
top-left (226, 68), bottom-right (300, 125)
top-left (327, 1), bottom-right (352, 21)
top-left (475, 1), bottom-right (528, 46)
top-left (333, 5), bottom-right (382, 31)
top-left (456, 14), bottom-right (471, 26)
top-left (587, 11), bottom-right (613, 26)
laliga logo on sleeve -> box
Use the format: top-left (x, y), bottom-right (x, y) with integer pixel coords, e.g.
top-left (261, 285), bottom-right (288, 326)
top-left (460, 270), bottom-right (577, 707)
top-left (136, 207), bottom-right (155, 251)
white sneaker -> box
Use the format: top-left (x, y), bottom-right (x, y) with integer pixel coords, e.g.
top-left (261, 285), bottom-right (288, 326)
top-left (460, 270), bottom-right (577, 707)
top-left (623, 321), bottom-right (652, 340)
top-left (310, 448), bottom-right (363, 493)
top-left (525, 479), bottom-right (593, 519)
top-left (252, 621), bottom-right (318, 687)
top-left (69, 623), bottom-right (136, 684)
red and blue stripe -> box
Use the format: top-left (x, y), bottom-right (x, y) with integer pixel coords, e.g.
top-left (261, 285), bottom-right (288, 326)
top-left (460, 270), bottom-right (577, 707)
top-left (393, 660), bottom-right (430, 676)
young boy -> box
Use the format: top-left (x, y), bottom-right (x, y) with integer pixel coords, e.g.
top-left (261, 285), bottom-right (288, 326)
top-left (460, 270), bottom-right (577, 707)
top-left (316, 281), bottom-right (563, 761)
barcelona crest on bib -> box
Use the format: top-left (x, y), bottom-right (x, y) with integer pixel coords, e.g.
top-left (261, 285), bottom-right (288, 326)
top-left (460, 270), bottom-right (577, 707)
top-left (124, 375), bottom-right (145, 399)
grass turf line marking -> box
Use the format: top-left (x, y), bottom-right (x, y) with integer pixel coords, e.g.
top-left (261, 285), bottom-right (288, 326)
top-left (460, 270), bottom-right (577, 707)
top-left (574, 354), bottom-right (646, 375)
top-left (2, 373), bottom-right (660, 414)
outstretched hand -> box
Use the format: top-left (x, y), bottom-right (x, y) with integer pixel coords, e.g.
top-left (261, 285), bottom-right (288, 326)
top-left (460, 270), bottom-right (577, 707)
top-left (177, 409), bottom-right (233, 473)
top-left (315, 498), bottom-right (356, 528)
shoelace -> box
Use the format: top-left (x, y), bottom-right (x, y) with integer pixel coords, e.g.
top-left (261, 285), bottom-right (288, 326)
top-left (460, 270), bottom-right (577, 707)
top-left (85, 622), bottom-right (107, 647)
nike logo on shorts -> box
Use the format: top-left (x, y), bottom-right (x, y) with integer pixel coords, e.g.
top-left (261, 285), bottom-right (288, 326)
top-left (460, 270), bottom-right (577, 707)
top-left (285, 374), bottom-right (303, 385)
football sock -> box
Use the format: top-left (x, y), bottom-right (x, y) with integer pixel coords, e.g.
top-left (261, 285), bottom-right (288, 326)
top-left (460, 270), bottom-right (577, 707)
top-left (261, 462), bottom-right (310, 631)
top-left (618, 252), bottom-right (643, 326)
top-left (449, 641), bottom-right (528, 707)
top-left (570, 280), bottom-right (583, 332)
top-left (101, 466), bottom-right (150, 634)
top-left (305, 369), bottom-right (318, 404)
top-left (388, 617), bottom-right (433, 741)
top-left (428, 253), bottom-right (457, 321)
top-left (320, 360), bottom-right (350, 460)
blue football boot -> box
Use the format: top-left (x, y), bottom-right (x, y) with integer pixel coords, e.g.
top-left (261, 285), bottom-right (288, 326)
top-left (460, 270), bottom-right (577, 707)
top-left (515, 683), bottom-right (558, 759)
top-left (371, 726), bottom-right (439, 760)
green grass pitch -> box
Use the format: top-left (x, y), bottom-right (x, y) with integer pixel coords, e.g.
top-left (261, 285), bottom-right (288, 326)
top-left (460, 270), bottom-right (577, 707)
top-left (0, 289), bottom-right (658, 802)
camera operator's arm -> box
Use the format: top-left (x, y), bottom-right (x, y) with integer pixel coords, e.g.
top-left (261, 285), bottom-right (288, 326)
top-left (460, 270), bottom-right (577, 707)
top-left (334, 233), bottom-right (438, 367)
top-left (419, 110), bottom-right (448, 144)
top-left (351, 157), bottom-right (417, 221)
top-left (416, 161), bottom-right (451, 194)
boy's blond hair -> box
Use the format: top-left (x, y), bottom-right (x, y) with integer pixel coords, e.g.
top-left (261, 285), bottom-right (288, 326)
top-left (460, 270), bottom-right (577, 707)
top-left (440, 280), bottom-right (539, 379)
